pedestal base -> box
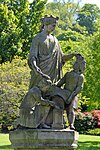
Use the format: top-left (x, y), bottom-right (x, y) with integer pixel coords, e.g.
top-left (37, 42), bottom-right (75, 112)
top-left (9, 128), bottom-right (79, 150)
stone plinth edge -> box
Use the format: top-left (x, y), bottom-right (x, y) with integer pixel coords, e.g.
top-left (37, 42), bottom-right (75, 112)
top-left (9, 128), bottom-right (79, 150)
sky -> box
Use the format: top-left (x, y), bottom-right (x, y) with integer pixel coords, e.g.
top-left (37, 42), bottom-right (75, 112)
top-left (48, 0), bottom-right (100, 8)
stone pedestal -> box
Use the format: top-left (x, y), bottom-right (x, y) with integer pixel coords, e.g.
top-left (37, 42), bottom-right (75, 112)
top-left (9, 128), bottom-right (79, 150)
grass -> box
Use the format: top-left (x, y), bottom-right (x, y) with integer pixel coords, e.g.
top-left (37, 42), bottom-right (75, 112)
top-left (0, 133), bottom-right (100, 150)
top-left (0, 133), bottom-right (12, 150)
top-left (78, 134), bottom-right (100, 150)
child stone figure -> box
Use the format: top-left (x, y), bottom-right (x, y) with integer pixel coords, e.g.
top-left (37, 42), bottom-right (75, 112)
top-left (57, 54), bottom-right (86, 130)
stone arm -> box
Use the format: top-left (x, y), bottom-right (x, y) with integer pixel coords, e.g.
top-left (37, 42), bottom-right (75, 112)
top-left (28, 37), bottom-right (50, 80)
top-left (62, 53), bottom-right (78, 63)
top-left (57, 74), bottom-right (66, 87)
top-left (30, 57), bottom-right (50, 80)
top-left (41, 97), bottom-right (61, 110)
top-left (26, 87), bottom-right (58, 108)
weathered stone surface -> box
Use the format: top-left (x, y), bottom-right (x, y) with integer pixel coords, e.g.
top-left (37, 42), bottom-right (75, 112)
top-left (9, 128), bottom-right (79, 150)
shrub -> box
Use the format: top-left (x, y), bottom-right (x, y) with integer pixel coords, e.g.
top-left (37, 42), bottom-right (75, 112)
top-left (74, 111), bottom-right (98, 134)
top-left (0, 57), bottom-right (30, 131)
top-left (86, 128), bottom-right (100, 136)
top-left (91, 110), bottom-right (100, 127)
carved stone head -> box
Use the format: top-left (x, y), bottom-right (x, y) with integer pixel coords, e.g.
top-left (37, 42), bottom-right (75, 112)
top-left (37, 78), bottom-right (52, 92)
top-left (73, 54), bottom-right (86, 73)
top-left (40, 15), bottom-right (59, 25)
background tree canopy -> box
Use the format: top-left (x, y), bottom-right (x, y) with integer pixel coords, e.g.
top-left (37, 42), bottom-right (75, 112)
top-left (0, 0), bottom-right (47, 63)
top-left (0, 0), bottom-right (100, 129)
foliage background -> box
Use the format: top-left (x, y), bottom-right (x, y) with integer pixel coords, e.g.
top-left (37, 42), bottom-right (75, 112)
top-left (0, 0), bottom-right (100, 130)
top-left (0, 57), bottom-right (30, 128)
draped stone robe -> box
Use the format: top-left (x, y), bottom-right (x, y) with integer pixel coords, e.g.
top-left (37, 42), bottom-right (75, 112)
top-left (28, 31), bottom-right (64, 88)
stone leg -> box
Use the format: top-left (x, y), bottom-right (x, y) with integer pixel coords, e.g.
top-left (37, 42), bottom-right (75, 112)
top-left (66, 101), bottom-right (75, 129)
top-left (45, 107), bottom-right (53, 126)
top-left (35, 104), bottom-right (51, 128)
top-left (67, 108), bottom-right (75, 128)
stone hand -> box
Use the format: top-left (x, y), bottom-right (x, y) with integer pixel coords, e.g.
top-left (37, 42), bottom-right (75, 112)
top-left (41, 73), bottom-right (51, 80)
top-left (32, 59), bottom-right (51, 80)
top-left (34, 65), bottom-right (51, 81)
top-left (74, 53), bottom-right (82, 57)
top-left (41, 98), bottom-right (54, 106)
top-left (48, 101), bottom-right (62, 110)
top-left (42, 99), bottom-right (61, 110)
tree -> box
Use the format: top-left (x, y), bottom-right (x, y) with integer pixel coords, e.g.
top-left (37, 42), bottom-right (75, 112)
top-left (76, 4), bottom-right (100, 34)
top-left (82, 30), bottom-right (100, 110)
top-left (0, 2), bottom-right (20, 63)
top-left (45, 0), bottom-right (80, 32)
top-left (0, 0), bottom-right (47, 63)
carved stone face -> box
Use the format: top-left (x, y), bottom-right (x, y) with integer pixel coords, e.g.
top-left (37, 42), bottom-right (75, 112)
top-left (80, 62), bottom-right (86, 73)
top-left (38, 79), bottom-right (52, 92)
top-left (44, 23), bottom-right (57, 33)
top-left (73, 55), bottom-right (86, 73)
top-left (73, 61), bottom-right (86, 73)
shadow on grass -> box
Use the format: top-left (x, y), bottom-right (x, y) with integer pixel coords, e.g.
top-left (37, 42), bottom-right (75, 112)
top-left (0, 145), bottom-right (13, 149)
top-left (0, 141), bottom-right (100, 150)
top-left (78, 141), bottom-right (100, 150)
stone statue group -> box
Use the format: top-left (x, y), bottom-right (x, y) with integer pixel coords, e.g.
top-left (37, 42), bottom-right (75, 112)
top-left (17, 15), bottom-right (86, 130)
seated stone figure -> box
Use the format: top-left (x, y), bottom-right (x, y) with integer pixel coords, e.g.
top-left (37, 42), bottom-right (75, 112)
top-left (18, 74), bottom-right (60, 129)
top-left (57, 54), bottom-right (86, 130)
top-left (18, 75), bottom-right (68, 129)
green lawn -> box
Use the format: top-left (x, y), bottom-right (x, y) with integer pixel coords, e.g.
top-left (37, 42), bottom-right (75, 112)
top-left (78, 134), bottom-right (100, 150)
top-left (0, 133), bottom-right (100, 150)
top-left (0, 133), bottom-right (12, 150)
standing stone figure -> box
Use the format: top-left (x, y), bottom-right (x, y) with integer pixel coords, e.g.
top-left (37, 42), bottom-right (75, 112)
top-left (28, 15), bottom-right (77, 86)
top-left (57, 54), bottom-right (86, 130)
top-left (18, 15), bottom-right (79, 129)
